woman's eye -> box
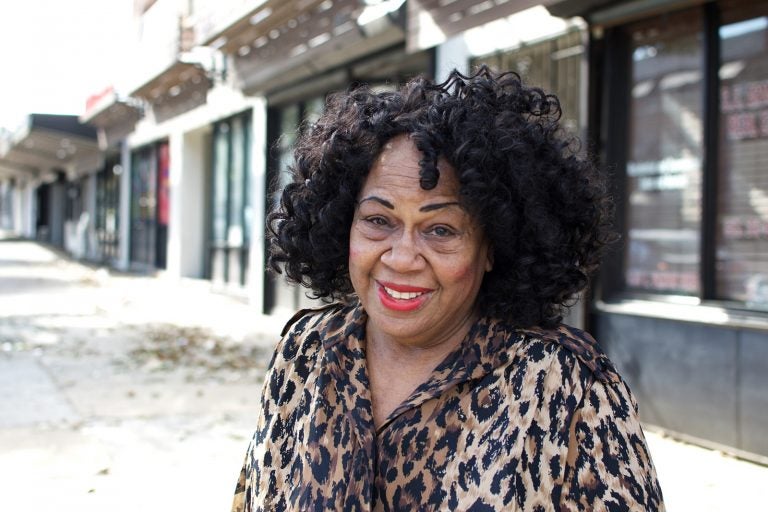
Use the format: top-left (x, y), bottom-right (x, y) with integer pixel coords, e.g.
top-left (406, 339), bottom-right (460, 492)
top-left (365, 216), bottom-right (388, 227)
top-left (428, 225), bottom-right (455, 237)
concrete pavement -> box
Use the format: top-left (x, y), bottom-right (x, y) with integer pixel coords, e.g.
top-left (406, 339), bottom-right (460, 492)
top-left (0, 235), bottom-right (283, 511)
top-left (1, 234), bottom-right (766, 511)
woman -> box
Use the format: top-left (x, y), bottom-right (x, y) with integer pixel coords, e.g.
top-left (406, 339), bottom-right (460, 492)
top-left (232, 68), bottom-right (664, 511)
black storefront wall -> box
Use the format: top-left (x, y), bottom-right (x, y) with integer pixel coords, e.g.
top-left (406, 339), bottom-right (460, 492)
top-left (556, 0), bottom-right (768, 463)
top-left (596, 313), bottom-right (768, 461)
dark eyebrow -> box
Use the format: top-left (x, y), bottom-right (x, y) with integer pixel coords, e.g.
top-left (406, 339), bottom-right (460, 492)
top-left (420, 201), bottom-right (460, 212)
top-left (358, 196), bottom-right (394, 209)
top-left (358, 197), bottom-right (461, 212)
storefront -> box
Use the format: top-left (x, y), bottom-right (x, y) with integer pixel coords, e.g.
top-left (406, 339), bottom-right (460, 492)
top-left (80, 86), bottom-right (141, 270)
top-left (130, 141), bottom-right (170, 270)
top-left (0, 114), bottom-right (100, 245)
top-left (548, 0), bottom-right (768, 462)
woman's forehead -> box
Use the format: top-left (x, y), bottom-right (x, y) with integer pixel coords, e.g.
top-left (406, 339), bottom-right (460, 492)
top-left (364, 135), bottom-right (459, 194)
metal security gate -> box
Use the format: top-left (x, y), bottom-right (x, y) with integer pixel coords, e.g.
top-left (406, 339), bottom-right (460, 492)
top-left (471, 29), bottom-right (585, 137)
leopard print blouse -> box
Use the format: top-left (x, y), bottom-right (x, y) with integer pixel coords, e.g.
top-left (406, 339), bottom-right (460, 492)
top-left (232, 302), bottom-right (664, 511)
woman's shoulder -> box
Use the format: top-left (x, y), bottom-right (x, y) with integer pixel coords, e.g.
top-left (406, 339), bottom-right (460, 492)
top-left (279, 302), bottom-right (349, 337)
top-left (274, 301), bottom-right (362, 360)
top-left (514, 323), bottom-right (621, 385)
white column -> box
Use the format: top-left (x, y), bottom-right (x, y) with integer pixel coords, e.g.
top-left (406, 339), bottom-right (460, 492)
top-left (166, 130), bottom-right (184, 278)
top-left (434, 34), bottom-right (470, 83)
top-left (164, 126), bottom-right (207, 280)
top-left (247, 98), bottom-right (268, 313)
top-left (178, 126), bottom-right (208, 278)
top-left (24, 180), bottom-right (35, 238)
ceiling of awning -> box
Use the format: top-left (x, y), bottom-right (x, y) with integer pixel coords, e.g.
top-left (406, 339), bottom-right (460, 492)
top-left (81, 88), bottom-right (141, 129)
top-left (195, 0), bottom-right (328, 53)
top-left (0, 115), bottom-right (101, 179)
top-left (128, 61), bottom-right (208, 102)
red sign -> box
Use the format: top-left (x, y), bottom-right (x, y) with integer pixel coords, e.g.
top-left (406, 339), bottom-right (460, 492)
top-left (157, 142), bottom-right (170, 226)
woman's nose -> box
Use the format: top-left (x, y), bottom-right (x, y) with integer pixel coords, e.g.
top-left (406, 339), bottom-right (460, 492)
top-left (381, 231), bottom-right (424, 271)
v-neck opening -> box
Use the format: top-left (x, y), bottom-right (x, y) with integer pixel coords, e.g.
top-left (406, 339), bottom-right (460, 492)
top-left (373, 315), bottom-right (508, 434)
top-left (322, 303), bottom-right (524, 438)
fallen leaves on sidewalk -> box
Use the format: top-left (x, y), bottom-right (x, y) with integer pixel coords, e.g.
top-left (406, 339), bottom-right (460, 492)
top-left (118, 324), bottom-right (271, 380)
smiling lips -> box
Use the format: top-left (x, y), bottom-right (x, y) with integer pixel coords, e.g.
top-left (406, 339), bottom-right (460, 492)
top-left (377, 281), bottom-right (433, 312)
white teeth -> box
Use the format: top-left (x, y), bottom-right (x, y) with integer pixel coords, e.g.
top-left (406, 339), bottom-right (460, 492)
top-left (384, 287), bottom-right (423, 300)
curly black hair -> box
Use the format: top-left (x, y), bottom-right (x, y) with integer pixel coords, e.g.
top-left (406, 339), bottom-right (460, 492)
top-left (268, 66), bottom-right (616, 328)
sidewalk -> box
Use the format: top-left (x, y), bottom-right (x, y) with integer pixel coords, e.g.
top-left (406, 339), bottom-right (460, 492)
top-left (1, 236), bottom-right (766, 511)
top-left (0, 237), bottom-right (283, 512)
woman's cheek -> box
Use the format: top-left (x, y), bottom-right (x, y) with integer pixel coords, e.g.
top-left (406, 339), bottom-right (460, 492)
top-left (348, 246), bottom-right (361, 261)
top-left (445, 260), bottom-right (474, 281)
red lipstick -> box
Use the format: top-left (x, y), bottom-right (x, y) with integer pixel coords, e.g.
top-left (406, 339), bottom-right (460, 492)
top-left (376, 281), bottom-right (432, 312)
top-left (378, 281), bottom-right (432, 293)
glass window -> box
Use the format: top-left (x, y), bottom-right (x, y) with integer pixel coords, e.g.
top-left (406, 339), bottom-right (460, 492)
top-left (624, 10), bottom-right (704, 296)
top-left (229, 116), bottom-right (245, 246)
top-left (716, 3), bottom-right (768, 307)
top-left (242, 115), bottom-right (253, 246)
top-left (267, 97), bottom-right (325, 314)
top-left (276, 104), bottom-right (300, 197)
top-left (212, 122), bottom-right (230, 244)
top-left (210, 111), bottom-right (252, 286)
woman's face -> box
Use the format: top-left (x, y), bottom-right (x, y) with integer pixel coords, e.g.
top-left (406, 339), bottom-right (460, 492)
top-left (349, 135), bottom-right (492, 349)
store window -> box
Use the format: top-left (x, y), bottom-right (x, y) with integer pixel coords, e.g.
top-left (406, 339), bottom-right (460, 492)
top-left (717, 4), bottom-right (768, 307)
top-left (209, 111), bottom-right (252, 287)
top-left (265, 96), bottom-right (325, 314)
top-left (611, 0), bottom-right (768, 311)
top-left (623, 10), bottom-right (704, 296)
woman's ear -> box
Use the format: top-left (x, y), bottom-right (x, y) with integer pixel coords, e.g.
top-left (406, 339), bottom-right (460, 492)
top-left (485, 245), bottom-right (494, 272)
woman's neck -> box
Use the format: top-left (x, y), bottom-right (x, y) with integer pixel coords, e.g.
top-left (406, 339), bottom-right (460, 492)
top-left (364, 317), bottom-right (475, 428)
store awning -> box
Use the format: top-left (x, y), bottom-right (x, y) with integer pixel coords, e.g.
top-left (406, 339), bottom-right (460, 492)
top-left (81, 87), bottom-right (141, 128)
top-left (195, 0), bottom-right (326, 53)
top-left (193, 0), bottom-right (410, 95)
top-left (546, 0), bottom-right (616, 19)
top-left (0, 114), bottom-right (101, 179)
top-left (81, 87), bottom-right (142, 150)
top-left (406, 0), bottom-right (556, 52)
top-left (546, 0), bottom-right (703, 25)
